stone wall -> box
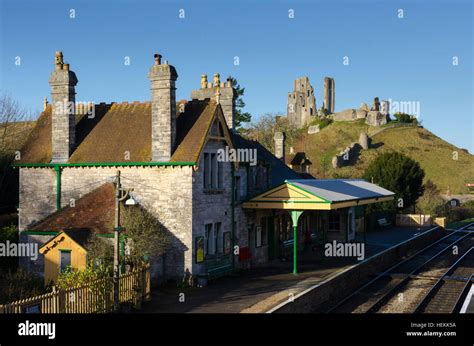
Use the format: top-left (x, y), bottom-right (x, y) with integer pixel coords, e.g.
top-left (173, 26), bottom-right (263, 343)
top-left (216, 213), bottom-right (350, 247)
top-left (19, 168), bottom-right (57, 230)
top-left (19, 165), bottom-right (194, 281)
top-left (192, 139), bottom-right (233, 275)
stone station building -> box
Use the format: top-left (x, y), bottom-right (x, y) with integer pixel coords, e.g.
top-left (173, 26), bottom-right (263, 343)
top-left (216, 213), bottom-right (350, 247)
top-left (15, 51), bottom-right (394, 284)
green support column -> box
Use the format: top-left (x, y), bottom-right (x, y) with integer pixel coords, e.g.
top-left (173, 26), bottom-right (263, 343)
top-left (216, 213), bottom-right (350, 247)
top-left (290, 210), bottom-right (304, 275)
top-left (54, 166), bottom-right (62, 211)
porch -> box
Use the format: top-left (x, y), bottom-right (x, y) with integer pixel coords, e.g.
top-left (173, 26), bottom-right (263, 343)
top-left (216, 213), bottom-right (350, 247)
top-left (242, 179), bottom-right (395, 274)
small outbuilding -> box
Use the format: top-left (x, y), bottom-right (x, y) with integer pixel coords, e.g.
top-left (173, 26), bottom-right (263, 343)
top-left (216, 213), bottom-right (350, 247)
top-left (39, 229), bottom-right (92, 284)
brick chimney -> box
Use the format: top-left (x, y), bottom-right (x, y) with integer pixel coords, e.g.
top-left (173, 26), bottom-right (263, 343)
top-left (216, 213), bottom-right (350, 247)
top-left (148, 53), bottom-right (178, 161)
top-left (191, 74), bottom-right (237, 131)
top-left (49, 51), bottom-right (78, 163)
top-left (274, 132), bottom-right (285, 162)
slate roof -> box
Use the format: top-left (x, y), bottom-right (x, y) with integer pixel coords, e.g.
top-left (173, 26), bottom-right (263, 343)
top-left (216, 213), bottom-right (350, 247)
top-left (62, 228), bottom-right (94, 249)
top-left (232, 133), bottom-right (300, 187)
top-left (18, 99), bottom-right (218, 164)
top-left (287, 179), bottom-right (395, 202)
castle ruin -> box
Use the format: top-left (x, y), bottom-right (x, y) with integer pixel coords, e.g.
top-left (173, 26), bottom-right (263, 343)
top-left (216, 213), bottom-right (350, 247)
top-left (323, 77), bottom-right (335, 114)
top-left (287, 77), bottom-right (316, 128)
top-left (287, 76), bottom-right (336, 128)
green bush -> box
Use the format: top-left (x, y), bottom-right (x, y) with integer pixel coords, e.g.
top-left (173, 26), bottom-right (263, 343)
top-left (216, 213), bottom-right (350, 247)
top-left (309, 117), bottom-right (333, 130)
top-left (393, 112), bottom-right (417, 123)
top-left (462, 200), bottom-right (474, 209)
top-left (55, 263), bottom-right (112, 290)
top-left (416, 180), bottom-right (446, 217)
top-left (363, 152), bottom-right (424, 210)
top-left (56, 264), bottom-right (113, 312)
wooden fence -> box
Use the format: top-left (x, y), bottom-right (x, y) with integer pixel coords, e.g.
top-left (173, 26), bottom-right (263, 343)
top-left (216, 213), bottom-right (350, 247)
top-left (0, 265), bottom-right (150, 314)
top-left (395, 214), bottom-right (447, 228)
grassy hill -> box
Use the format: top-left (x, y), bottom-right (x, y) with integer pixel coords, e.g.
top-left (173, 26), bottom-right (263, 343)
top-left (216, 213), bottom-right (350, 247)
top-left (292, 120), bottom-right (473, 194)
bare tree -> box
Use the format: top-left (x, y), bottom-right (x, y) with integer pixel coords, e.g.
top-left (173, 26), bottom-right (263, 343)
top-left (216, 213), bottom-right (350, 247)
top-left (244, 112), bottom-right (300, 153)
top-left (0, 92), bottom-right (32, 213)
top-left (0, 92), bottom-right (29, 154)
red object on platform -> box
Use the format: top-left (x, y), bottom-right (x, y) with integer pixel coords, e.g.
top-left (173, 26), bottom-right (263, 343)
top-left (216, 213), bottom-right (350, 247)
top-left (239, 247), bottom-right (251, 261)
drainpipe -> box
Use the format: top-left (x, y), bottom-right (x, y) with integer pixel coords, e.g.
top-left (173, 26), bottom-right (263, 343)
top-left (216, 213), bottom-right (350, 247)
top-left (54, 165), bottom-right (62, 210)
top-left (231, 163), bottom-right (235, 269)
top-left (245, 164), bottom-right (250, 199)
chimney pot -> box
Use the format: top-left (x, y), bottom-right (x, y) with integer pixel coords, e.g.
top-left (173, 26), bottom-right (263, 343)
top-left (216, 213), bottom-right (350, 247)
top-left (213, 73), bottom-right (220, 87)
top-left (154, 53), bottom-right (162, 65)
top-left (201, 74), bottom-right (208, 89)
top-left (55, 51), bottom-right (64, 70)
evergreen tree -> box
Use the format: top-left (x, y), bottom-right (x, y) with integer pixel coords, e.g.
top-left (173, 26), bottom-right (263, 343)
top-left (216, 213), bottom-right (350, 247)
top-left (230, 77), bottom-right (252, 130)
top-left (363, 152), bottom-right (425, 209)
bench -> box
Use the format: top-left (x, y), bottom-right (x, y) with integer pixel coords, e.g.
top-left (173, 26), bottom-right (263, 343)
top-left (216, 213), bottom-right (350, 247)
top-left (205, 257), bottom-right (233, 280)
top-left (280, 239), bottom-right (294, 260)
top-left (377, 218), bottom-right (392, 229)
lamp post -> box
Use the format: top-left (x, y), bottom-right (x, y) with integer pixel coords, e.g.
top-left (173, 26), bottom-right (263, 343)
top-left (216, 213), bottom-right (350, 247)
top-left (113, 170), bottom-right (133, 312)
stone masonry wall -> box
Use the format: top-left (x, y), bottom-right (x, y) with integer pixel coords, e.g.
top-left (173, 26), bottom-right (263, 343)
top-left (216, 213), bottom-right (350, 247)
top-left (192, 139), bottom-right (233, 275)
top-left (19, 168), bottom-right (57, 230)
top-left (19, 165), bottom-right (194, 281)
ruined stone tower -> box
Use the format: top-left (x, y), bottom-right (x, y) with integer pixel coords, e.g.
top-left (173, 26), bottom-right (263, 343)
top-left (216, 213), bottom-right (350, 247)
top-left (287, 77), bottom-right (316, 128)
top-left (49, 51), bottom-right (78, 163)
top-left (148, 53), bottom-right (178, 161)
top-left (323, 77), bottom-right (335, 114)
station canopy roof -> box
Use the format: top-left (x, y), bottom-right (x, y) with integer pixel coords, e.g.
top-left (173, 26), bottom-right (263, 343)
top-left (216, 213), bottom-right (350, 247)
top-left (242, 179), bottom-right (395, 210)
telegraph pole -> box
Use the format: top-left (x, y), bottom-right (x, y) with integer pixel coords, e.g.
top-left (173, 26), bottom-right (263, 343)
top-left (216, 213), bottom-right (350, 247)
top-left (113, 170), bottom-right (121, 312)
top-left (113, 170), bottom-right (132, 312)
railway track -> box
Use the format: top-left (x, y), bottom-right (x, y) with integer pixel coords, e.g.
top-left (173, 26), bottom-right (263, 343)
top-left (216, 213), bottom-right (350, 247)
top-left (328, 223), bottom-right (474, 313)
top-left (414, 248), bottom-right (474, 313)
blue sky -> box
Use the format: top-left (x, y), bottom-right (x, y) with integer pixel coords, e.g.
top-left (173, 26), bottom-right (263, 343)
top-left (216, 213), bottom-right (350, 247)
top-left (0, 0), bottom-right (472, 151)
